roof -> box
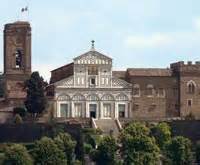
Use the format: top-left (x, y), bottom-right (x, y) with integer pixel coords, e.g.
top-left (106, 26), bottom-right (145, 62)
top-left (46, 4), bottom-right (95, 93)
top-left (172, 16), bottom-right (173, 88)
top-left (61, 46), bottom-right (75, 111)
top-left (127, 68), bottom-right (172, 77)
top-left (51, 62), bottom-right (74, 72)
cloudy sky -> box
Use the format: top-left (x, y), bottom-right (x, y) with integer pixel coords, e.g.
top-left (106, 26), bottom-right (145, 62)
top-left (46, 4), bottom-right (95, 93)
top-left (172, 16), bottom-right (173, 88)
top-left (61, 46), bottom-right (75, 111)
top-left (0, 0), bottom-right (200, 81)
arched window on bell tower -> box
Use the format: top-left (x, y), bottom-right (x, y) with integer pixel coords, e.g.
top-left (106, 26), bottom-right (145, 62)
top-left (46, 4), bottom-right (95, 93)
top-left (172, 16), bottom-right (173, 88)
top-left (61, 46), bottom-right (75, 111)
top-left (15, 49), bottom-right (23, 68)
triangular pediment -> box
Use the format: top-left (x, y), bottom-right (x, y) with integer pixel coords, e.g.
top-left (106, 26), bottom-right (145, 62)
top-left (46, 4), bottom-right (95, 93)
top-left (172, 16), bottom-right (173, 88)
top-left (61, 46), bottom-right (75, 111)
top-left (73, 50), bottom-right (112, 65)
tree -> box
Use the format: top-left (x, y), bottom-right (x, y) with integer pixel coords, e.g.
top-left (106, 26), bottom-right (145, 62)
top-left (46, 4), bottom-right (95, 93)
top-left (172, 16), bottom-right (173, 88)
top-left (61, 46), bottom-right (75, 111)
top-left (120, 122), bottom-right (160, 165)
top-left (120, 122), bottom-right (150, 138)
top-left (24, 72), bottom-right (47, 116)
top-left (165, 136), bottom-right (193, 165)
top-left (32, 137), bottom-right (67, 165)
top-left (3, 144), bottom-right (33, 165)
top-left (150, 122), bottom-right (171, 150)
top-left (90, 136), bottom-right (117, 165)
top-left (195, 141), bottom-right (200, 164)
top-left (54, 133), bottom-right (76, 165)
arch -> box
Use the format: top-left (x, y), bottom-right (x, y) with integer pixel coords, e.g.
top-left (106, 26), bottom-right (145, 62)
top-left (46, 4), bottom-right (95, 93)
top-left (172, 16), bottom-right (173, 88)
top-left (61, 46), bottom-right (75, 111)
top-left (101, 94), bottom-right (115, 101)
top-left (187, 80), bottom-right (196, 94)
top-left (146, 84), bottom-right (154, 96)
top-left (57, 94), bottom-right (71, 101)
top-left (87, 94), bottom-right (100, 101)
top-left (72, 93), bottom-right (86, 101)
top-left (116, 93), bottom-right (129, 101)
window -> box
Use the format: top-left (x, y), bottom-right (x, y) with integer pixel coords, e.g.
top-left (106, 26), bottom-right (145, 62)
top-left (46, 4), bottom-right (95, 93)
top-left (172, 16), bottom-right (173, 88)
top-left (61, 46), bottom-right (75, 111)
top-left (90, 78), bottom-right (96, 86)
top-left (88, 66), bottom-right (98, 75)
top-left (187, 81), bottom-right (195, 94)
top-left (146, 85), bottom-right (154, 96)
top-left (103, 103), bottom-right (111, 117)
top-left (74, 103), bottom-right (82, 117)
top-left (102, 78), bottom-right (105, 85)
top-left (133, 104), bottom-right (139, 111)
top-left (118, 104), bottom-right (125, 118)
top-left (60, 104), bottom-right (68, 117)
top-left (158, 88), bottom-right (165, 97)
top-left (133, 84), bottom-right (140, 97)
top-left (187, 99), bottom-right (192, 107)
top-left (15, 49), bottom-right (22, 68)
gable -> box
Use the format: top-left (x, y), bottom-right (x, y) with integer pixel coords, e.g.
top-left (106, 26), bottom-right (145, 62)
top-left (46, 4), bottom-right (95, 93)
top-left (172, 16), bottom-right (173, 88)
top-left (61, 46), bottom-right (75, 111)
top-left (54, 76), bottom-right (74, 88)
top-left (74, 50), bottom-right (112, 65)
top-left (112, 77), bottom-right (132, 88)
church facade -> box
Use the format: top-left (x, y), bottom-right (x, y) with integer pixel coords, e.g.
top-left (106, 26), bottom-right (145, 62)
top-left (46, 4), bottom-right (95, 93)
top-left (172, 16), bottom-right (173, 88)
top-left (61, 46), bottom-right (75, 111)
top-left (50, 47), bottom-right (132, 119)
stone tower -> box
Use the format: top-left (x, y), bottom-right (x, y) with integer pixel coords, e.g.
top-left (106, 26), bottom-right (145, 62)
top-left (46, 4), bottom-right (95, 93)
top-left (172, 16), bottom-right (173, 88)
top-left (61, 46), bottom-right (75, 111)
top-left (3, 21), bottom-right (31, 105)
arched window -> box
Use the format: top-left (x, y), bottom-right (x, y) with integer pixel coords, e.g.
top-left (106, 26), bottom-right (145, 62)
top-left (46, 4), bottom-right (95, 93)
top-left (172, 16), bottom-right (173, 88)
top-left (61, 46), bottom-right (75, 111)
top-left (57, 94), bottom-right (70, 101)
top-left (146, 84), bottom-right (154, 96)
top-left (116, 93), bottom-right (128, 101)
top-left (87, 94), bottom-right (99, 101)
top-left (133, 84), bottom-right (140, 97)
top-left (187, 81), bottom-right (196, 94)
top-left (72, 94), bottom-right (85, 101)
top-left (101, 94), bottom-right (115, 101)
top-left (15, 49), bottom-right (23, 68)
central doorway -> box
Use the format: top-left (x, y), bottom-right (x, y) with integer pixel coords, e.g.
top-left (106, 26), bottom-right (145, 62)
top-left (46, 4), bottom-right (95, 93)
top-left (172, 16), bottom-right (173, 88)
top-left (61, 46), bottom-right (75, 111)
top-left (89, 104), bottom-right (97, 118)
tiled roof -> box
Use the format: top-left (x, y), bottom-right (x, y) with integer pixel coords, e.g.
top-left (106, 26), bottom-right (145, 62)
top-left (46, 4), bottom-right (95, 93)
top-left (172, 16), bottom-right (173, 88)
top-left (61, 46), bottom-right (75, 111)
top-left (127, 68), bottom-right (172, 77)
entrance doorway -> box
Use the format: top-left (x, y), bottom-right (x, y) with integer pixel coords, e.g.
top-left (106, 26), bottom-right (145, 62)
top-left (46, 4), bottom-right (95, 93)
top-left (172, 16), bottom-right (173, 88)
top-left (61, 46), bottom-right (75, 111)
top-left (89, 104), bottom-right (97, 118)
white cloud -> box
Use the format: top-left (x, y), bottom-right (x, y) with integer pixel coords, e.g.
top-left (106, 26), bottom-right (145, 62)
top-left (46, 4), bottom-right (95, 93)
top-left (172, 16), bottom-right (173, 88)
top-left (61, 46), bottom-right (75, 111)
top-left (125, 33), bottom-right (173, 48)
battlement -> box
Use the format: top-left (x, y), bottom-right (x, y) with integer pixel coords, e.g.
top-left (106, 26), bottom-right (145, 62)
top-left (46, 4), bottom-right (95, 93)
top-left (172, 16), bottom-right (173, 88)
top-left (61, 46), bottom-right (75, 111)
top-left (170, 61), bottom-right (200, 76)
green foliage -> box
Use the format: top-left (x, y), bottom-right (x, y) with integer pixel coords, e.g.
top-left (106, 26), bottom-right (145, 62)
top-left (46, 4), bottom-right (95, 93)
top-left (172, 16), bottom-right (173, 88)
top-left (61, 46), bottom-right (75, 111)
top-left (120, 122), bottom-right (160, 165)
top-left (3, 143), bottom-right (33, 165)
top-left (32, 137), bottom-right (67, 165)
top-left (196, 141), bottom-right (200, 163)
top-left (84, 143), bottom-right (93, 154)
top-left (13, 107), bottom-right (27, 117)
top-left (90, 136), bottom-right (117, 165)
top-left (54, 133), bottom-right (76, 165)
top-left (24, 72), bottom-right (47, 116)
top-left (165, 136), bottom-right (193, 165)
top-left (121, 122), bottom-right (150, 138)
top-left (150, 122), bottom-right (171, 150)
top-left (14, 114), bottom-right (23, 124)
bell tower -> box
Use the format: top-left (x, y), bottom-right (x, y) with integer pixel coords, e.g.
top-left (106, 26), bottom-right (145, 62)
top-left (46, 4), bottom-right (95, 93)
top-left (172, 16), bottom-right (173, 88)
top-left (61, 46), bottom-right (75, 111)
top-left (4, 21), bottom-right (31, 104)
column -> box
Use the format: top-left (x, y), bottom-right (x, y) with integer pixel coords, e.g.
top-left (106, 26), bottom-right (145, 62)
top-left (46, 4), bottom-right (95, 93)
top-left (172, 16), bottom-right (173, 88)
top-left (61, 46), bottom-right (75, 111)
top-left (115, 102), bottom-right (118, 119)
top-left (71, 102), bottom-right (74, 117)
top-left (86, 102), bottom-right (89, 118)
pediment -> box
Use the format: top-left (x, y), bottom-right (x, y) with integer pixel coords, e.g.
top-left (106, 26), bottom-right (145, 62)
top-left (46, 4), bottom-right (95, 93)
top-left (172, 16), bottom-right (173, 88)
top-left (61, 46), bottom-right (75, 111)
top-left (73, 50), bottom-right (112, 65)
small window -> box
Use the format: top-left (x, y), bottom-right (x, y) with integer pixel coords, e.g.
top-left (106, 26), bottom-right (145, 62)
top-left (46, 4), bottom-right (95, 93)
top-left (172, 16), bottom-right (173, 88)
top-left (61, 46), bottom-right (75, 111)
top-left (133, 104), bottom-right (139, 111)
top-left (118, 104), bottom-right (125, 118)
top-left (15, 49), bottom-right (22, 68)
top-left (158, 88), bottom-right (165, 97)
top-left (133, 85), bottom-right (140, 97)
top-left (188, 82), bottom-right (195, 94)
top-left (90, 78), bottom-right (96, 86)
top-left (187, 99), bottom-right (192, 107)
top-left (146, 85), bottom-right (154, 96)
